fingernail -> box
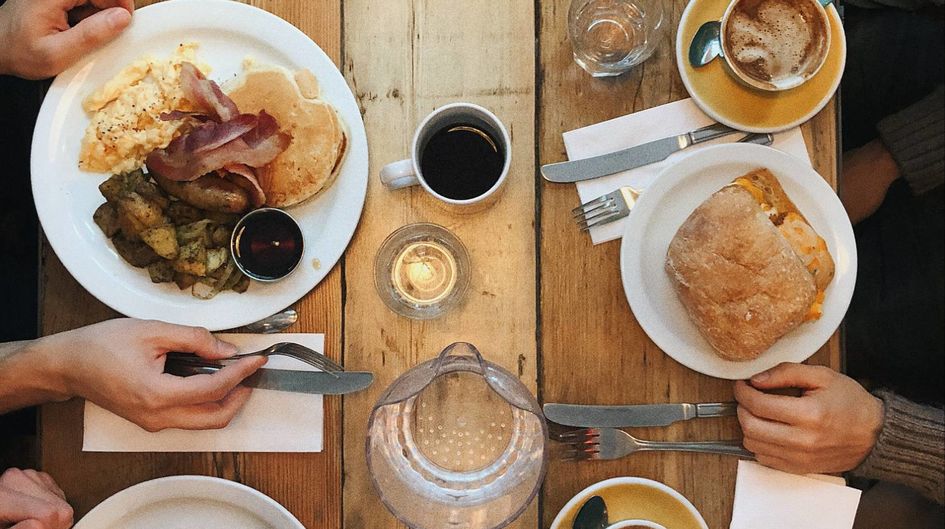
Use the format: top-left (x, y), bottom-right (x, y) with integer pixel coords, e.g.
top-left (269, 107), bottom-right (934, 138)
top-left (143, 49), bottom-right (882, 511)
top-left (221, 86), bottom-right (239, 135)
top-left (751, 371), bottom-right (770, 383)
top-left (108, 8), bottom-right (130, 26)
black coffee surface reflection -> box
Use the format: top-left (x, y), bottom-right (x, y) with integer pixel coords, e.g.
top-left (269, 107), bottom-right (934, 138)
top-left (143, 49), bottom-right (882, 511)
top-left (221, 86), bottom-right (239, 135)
top-left (420, 124), bottom-right (504, 200)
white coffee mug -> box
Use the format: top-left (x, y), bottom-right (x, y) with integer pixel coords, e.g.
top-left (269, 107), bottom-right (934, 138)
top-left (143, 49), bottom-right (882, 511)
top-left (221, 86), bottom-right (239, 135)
top-left (607, 520), bottom-right (668, 529)
top-left (380, 102), bottom-right (511, 207)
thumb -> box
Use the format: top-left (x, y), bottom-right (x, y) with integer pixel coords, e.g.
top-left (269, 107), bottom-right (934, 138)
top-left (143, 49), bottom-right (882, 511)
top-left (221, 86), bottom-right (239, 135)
top-left (749, 362), bottom-right (836, 391)
top-left (39, 7), bottom-right (132, 72)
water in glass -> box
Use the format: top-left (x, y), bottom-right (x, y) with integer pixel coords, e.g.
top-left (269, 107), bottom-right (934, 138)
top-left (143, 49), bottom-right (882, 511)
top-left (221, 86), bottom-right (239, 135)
top-left (568, 0), bottom-right (664, 77)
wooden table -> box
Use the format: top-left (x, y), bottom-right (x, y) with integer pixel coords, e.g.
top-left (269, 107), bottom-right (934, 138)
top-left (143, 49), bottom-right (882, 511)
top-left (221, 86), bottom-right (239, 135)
top-left (38, 1), bottom-right (841, 528)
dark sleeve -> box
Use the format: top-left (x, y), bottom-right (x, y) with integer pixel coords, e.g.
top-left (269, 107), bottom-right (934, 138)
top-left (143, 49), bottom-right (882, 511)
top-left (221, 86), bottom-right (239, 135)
top-left (876, 85), bottom-right (945, 195)
top-left (852, 390), bottom-right (945, 504)
top-left (845, 0), bottom-right (944, 10)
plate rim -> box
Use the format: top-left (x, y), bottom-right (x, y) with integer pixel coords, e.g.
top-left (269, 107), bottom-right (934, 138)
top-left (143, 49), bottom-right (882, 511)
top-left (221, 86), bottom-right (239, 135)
top-left (73, 474), bottom-right (305, 529)
top-left (30, 0), bottom-right (368, 330)
top-left (619, 143), bottom-right (857, 379)
top-left (674, 0), bottom-right (847, 133)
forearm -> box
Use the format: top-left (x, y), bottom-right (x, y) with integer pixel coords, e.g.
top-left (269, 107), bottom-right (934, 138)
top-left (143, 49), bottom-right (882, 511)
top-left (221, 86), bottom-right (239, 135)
top-left (853, 391), bottom-right (945, 504)
top-left (0, 338), bottom-right (72, 414)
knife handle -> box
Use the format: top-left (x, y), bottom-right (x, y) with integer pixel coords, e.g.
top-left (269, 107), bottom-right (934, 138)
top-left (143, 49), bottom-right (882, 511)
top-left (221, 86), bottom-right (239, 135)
top-left (688, 123), bottom-right (738, 144)
top-left (695, 402), bottom-right (738, 418)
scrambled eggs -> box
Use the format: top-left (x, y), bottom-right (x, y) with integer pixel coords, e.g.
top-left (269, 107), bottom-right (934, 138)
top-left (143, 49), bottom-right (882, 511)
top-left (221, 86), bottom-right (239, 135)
top-left (79, 43), bottom-right (208, 174)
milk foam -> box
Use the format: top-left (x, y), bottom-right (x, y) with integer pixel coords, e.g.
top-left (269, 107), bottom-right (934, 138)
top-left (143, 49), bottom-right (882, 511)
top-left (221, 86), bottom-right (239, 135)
top-left (725, 0), bottom-right (827, 87)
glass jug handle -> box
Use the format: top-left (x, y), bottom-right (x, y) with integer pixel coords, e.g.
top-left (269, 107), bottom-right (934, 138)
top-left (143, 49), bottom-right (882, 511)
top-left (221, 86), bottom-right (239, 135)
top-left (431, 342), bottom-right (487, 375)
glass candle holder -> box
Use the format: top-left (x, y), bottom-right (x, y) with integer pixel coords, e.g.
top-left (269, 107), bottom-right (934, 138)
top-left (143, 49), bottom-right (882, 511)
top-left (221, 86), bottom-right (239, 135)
top-left (374, 223), bottom-right (470, 320)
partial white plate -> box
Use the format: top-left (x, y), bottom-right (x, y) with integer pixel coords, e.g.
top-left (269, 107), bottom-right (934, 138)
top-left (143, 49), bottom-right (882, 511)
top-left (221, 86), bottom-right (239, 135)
top-left (74, 475), bottom-right (304, 529)
top-left (31, 0), bottom-right (368, 330)
top-left (620, 144), bottom-right (856, 379)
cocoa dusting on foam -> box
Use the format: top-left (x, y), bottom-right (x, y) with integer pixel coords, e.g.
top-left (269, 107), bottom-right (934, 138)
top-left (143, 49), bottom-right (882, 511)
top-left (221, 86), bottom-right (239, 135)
top-left (723, 0), bottom-right (828, 87)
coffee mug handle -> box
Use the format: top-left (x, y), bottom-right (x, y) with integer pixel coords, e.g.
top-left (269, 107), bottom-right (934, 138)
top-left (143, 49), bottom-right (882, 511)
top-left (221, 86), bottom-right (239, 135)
top-left (380, 159), bottom-right (420, 190)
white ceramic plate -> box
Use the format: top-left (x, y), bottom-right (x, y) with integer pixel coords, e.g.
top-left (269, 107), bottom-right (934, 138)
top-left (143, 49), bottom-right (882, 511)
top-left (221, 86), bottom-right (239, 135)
top-left (620, 144), bottom-right (856, 379)
top-left (74, 475), bottom-right (303, 529)
top-left (31, 0), bottom-right (367, 330)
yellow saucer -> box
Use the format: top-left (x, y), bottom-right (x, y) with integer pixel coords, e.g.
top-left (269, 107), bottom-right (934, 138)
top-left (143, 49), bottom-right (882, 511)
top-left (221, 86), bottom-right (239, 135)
top-left (550, 478), bottom-right (708, 529)
top-left (676, 0), bottom-right (846, 132)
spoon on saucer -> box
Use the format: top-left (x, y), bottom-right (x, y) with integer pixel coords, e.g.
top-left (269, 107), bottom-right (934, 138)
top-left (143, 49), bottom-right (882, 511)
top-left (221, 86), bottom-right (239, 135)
top-left (689, 21), bottom-right (722, 68)
top-left (573, 495), bottom-right (609, 529)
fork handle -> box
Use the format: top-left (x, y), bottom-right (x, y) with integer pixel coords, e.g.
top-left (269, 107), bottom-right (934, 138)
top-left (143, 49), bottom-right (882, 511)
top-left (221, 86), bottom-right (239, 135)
top-left (636, 440), bottom-right (755, 459)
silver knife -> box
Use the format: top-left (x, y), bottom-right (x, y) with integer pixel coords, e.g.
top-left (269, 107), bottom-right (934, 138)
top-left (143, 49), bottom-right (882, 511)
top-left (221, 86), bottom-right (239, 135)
top-left (165, 363), bottom-right (374, 395)
top-left (543, 402), bottom-right (737, 428)
top-left (541, 123), bottom-right (739, 183)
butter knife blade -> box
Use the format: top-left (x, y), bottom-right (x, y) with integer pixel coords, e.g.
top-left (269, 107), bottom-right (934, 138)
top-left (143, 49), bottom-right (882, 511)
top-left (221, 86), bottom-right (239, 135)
top-left (166, 364), bottom-right (374, 395)
top-left (543, 402), bottom-right (737, 428)
top-left (541, 123), bottom-right (738, 183)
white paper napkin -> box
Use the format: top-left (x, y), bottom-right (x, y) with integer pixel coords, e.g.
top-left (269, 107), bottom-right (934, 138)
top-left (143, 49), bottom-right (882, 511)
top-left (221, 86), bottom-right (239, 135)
top-left (730, 460), bottom-right (862, 529)
top-left (83, 333), bottom-right (325, 453)
top-left (563, 98), bottom-right (812, 245)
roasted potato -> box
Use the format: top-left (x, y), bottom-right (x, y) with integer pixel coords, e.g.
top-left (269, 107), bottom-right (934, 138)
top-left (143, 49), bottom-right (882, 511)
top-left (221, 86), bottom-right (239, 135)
top-left (173, 271), bottom-right (198, 290)
top-left (174, 240), bottom-right (208, 276)
top-left (96, 170), bottom-right (249, 299)
top-left (93, 203), bottom-right (120, 238)
top-left (206, 247), bottom-right (228, 274)
top-left (118, 192), bottom-right (168, 230)
top-left (147, 261), bottom-right (174, 283)
top-left (112, 236), bottom-right (161, 267)
top-left (139, 224), bottom-right (179, 260)
top-left (166, 201), bottom-right (203, 224)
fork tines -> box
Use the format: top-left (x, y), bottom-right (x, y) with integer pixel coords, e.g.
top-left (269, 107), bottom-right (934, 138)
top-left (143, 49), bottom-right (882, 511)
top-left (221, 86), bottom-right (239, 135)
top-left (274, 342), bottom-right (344, 373)
top-left (557, 428), bottom-right (601, 461)
top-left (571, 187), bottom-right (639, 232)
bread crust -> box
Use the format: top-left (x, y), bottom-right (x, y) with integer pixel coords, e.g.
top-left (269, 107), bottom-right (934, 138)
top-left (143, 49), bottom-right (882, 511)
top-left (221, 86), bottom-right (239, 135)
top-left (665, 185), bottom-right (817, 361)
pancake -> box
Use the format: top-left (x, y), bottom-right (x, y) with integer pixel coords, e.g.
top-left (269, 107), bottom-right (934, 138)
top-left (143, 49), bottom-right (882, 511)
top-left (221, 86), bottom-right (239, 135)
top-left (226, 65), bottom-right (347, 207)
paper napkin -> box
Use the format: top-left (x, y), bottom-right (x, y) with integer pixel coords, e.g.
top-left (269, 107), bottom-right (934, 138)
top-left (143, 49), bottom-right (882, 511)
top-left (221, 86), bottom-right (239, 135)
top-left (563, 98), bottom-right (812, 245)
top-left (730, 460), bottom-right (862, 529)
top-left (83, 333), bottom-right (325, 453)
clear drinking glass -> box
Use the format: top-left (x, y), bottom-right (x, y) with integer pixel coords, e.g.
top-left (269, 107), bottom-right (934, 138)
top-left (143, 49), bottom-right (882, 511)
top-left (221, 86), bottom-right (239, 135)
top-left (568, 0), bottom-right (665, 77)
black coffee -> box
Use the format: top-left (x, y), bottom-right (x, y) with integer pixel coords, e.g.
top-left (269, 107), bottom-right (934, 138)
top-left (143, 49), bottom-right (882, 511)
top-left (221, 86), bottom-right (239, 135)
top-left (419, 124), bottom-right (505, 200)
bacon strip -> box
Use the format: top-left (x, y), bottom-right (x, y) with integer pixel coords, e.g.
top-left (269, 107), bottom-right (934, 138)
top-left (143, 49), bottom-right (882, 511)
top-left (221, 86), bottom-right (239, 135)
top-left (222, 164), bottom-right (267, 208)
top-left (179, 62), bottom-right (239, 122)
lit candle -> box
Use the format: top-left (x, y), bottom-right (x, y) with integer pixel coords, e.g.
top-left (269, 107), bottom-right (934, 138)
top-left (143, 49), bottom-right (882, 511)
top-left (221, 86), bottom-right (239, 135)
top-left (391, 241), bottom-right (458, 306)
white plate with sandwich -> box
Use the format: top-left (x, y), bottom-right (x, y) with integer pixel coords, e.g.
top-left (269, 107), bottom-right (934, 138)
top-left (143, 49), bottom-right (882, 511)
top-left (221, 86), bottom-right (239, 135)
top-left (74, 475), bottom-right (303, 529)
top-left (620, 143), bottom-right (856, 379)
top-left (31, 0), bottom-right (367, 330)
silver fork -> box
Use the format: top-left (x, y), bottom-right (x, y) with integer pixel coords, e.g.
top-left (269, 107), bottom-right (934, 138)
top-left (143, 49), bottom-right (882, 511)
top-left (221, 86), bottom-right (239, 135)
top-left (165, 342), bottom-right (343, 374)
top-left (557, 427), bottom-right (755, 461)
top-left (572, 186), bottom-right (641, 231)
top-left (571, 132), bottom-right (774, 231)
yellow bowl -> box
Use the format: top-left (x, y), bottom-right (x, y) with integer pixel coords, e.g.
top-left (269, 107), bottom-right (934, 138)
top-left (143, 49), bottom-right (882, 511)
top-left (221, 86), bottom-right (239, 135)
top-left (676, 0), bottom-right (846, 132)
top-left (550, 477), bottom-right (709, 529)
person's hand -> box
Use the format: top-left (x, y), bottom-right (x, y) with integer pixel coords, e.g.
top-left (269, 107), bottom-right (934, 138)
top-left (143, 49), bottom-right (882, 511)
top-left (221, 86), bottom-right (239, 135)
top-left (0, 468), bottom-right (72, 529)
top-left (734, 362), bottom-right (885, 474)
top-left (0, 0), bottom-right (133, 80)
top-left (840, 139), bottom-right (901, 225)
top-left (36, 319), bottom-right (266, 432)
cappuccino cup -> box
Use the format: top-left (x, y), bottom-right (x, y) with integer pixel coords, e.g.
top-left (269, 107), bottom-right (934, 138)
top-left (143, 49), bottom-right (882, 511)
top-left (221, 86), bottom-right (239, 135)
top-left (720, 0), bottom-right (831, 91)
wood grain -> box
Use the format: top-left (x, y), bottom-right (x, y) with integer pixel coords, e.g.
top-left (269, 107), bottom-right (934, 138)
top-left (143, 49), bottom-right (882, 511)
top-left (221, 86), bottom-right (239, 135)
top-left (536, 1), bottom-right (840, 527)
top-left (38, 1), bottom-right (343, 527)
top-left (340, 1), bottom-right (537, 527)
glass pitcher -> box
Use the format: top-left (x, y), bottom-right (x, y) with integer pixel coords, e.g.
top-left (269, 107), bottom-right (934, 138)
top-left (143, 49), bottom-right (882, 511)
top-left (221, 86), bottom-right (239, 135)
top-left (366, 342), bottom-right (548, 529)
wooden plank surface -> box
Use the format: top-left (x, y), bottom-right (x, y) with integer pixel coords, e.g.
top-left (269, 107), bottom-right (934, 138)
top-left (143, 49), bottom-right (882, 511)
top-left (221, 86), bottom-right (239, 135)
top-left (38, 2), bottom-right (344, 528)
top-left (536, 1), bottom-right (840, 528)
top-left (340, 1), bottom-right (537, 527)
top-left (35, 0), bottom-right (842, 528)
